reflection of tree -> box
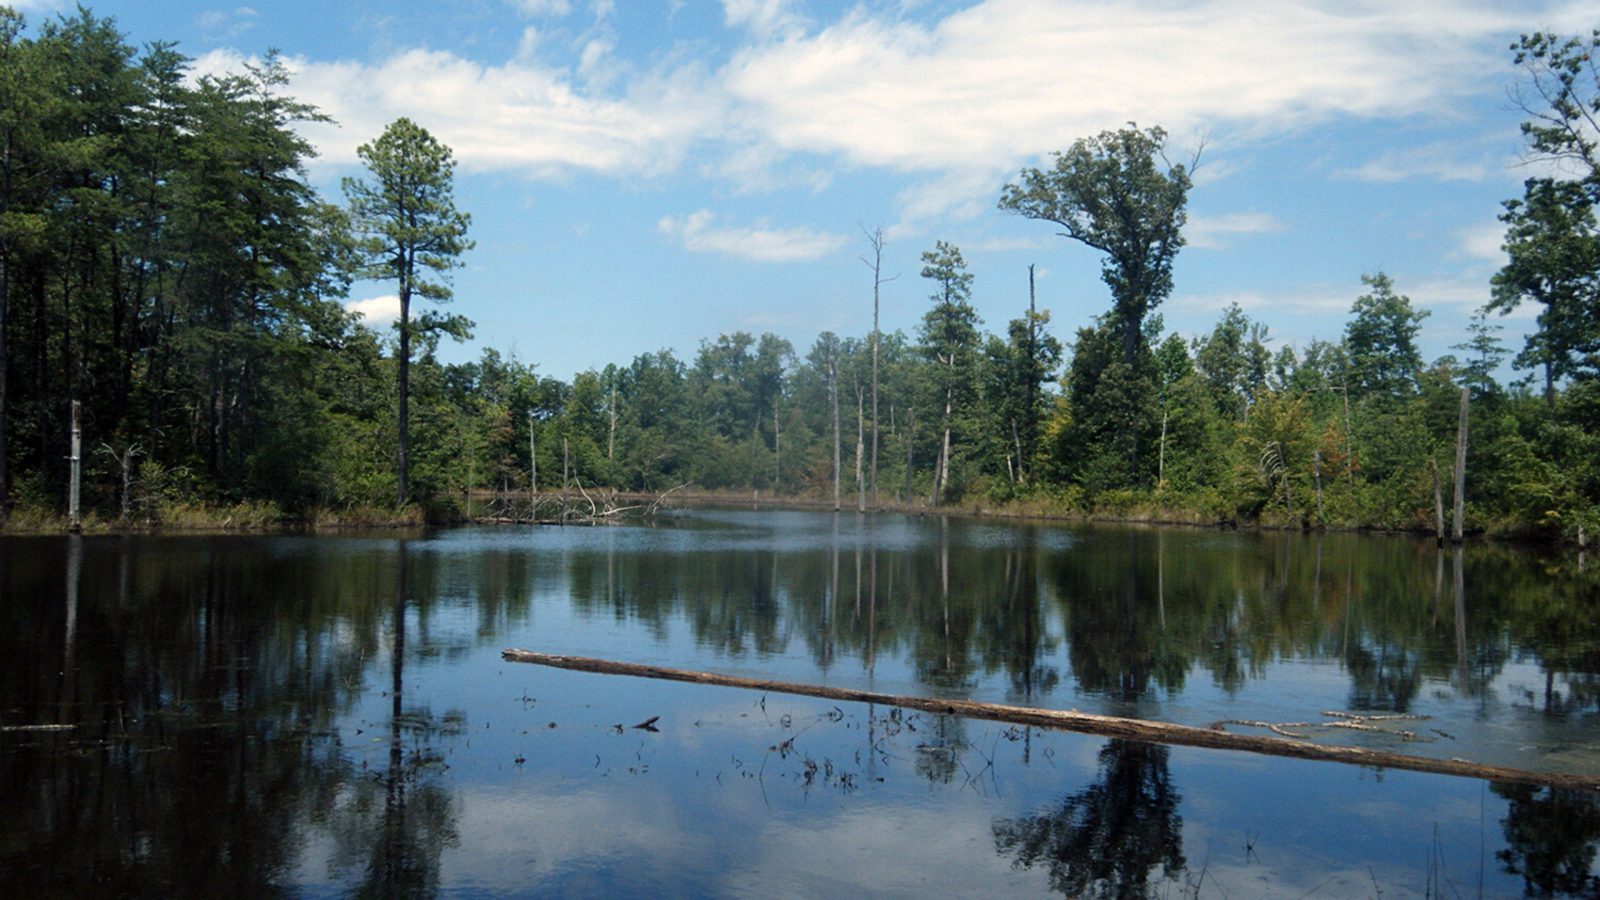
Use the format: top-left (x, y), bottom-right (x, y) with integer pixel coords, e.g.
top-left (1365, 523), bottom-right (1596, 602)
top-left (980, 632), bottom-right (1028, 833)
top-left (993, 740), bottom-right (1184, 897)
top-left (328, 540), bottom-right (460, 896)
top-left (1493, 782), bottom-right (1600, 897)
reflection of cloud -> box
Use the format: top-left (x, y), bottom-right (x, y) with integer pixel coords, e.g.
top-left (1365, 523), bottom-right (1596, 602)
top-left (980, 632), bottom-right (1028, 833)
top-left (440, 782), bottom-right (711, 890)
top-left (658, 209), bottom-right (847, 262)
top-left (722, 802), bottom-right (1045, 896)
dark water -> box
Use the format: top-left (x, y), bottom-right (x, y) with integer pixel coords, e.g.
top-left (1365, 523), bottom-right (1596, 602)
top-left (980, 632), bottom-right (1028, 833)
top-left (4, 509), bottom-right (1600, 897)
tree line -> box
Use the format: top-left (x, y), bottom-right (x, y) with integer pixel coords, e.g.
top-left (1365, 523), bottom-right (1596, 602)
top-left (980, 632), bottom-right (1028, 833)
top-left (0, 7), bottom-right (1595, 541)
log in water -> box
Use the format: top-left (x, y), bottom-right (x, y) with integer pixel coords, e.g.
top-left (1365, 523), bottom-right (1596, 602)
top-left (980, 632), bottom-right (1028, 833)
top-left (502, 648), bottom-right (1600, 792)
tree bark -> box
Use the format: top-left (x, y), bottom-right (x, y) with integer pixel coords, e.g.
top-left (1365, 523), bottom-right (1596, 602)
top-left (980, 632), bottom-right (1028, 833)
top-left (829, 347), bottom-right (840, 511)
top-left (396, 280), bottom-right (411, 506)
top-left (1452, 387), bottom-right (1467, 542)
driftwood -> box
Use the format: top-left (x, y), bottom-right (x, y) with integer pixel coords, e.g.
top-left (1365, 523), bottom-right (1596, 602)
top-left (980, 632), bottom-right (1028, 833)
top-left (501, 649), bottom-right (1600, 792)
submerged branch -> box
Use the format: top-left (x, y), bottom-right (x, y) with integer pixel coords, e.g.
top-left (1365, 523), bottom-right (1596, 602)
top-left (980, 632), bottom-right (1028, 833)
top-left (500, 649), bottom-right (1600, 792)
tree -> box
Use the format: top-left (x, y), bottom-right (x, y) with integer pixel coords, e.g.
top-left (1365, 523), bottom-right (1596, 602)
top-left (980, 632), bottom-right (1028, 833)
top-left (1490, 177), bottom-right (1600, 399)
top-left (1508, 31), bottom-right (1600, 190)
top-left (917, 241), bottom-right (979, 503)
top-left (344, 118), bottom-right (473, 505)
top-left (0, 8), bottom-right (47, 516)
top-left (1344, 273), bottom-right (1428, 400)
top-left (999, 125), bottom-right (1193, 369)
top-left (860, 225), bottom-right (894, 509)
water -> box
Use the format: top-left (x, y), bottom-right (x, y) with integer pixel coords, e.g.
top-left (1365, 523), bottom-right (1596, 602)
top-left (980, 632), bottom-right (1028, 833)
top-left (3, 510), bottom-right (1599, 896)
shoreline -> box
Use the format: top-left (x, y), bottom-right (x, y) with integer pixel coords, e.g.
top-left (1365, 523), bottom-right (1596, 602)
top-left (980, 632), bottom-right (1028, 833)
top-left (0, 486), bottom-right (1574, 548)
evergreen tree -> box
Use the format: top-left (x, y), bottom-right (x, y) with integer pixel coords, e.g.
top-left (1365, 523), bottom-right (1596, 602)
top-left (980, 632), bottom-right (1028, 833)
top-left (344, 118), bottom-right (473, 506)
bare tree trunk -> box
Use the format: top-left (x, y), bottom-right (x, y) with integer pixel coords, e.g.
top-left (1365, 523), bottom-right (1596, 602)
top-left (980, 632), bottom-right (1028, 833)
top-left (930, 383), bottom-right (952, 507)
top-left (1157, 408), bottom-right (1168, 491)
top-left (1430, 457), bottom-right (1445, 544)
top-left (1313, 449), bottom-right (1324, 520)
top-left (1452, 387), bottom-right (1467, 542)
top-left (861, 226), bottom-right (891, 510)
top-left (607, 377), bottom-right (617, 460)
top-left (903, 406), bottom-right (914, 504)
top-left (1341, 382), bottom-right (1354, 487)
top-left (855, 385), bottom-right (865, 513)
top-left (829, 348), bottom-right (840, 511)
top-left (68, 401), bottom-right (81, 533)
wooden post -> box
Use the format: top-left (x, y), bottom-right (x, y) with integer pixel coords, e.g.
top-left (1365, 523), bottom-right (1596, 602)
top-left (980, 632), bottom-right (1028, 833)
top-left (529, 414), bottom-right (537, 518)
top-left (68, 401), bottom-right (81, 533)
top-left (1452, 387), bottom-right (1467, 542)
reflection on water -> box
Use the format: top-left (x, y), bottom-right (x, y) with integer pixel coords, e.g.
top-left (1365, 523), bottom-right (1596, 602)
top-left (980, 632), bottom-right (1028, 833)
top-left (2, 512), bottom-right (1599, 895)
top-left (994, 741), bottom-right (1184, 897)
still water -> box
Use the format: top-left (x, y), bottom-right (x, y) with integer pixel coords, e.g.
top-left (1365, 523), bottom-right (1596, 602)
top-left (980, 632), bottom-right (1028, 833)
top-left (3, 509), bottom-right (1599, 896)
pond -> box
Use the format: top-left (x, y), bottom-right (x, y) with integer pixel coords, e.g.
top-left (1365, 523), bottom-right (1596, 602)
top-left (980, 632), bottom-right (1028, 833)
top-left (3, 509), bottom-right (1599, 896)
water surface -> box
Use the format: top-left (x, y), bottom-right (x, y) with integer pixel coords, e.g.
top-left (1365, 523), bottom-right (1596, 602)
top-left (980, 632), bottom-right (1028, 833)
top-left (4, 510), bottom-right (1599, 896)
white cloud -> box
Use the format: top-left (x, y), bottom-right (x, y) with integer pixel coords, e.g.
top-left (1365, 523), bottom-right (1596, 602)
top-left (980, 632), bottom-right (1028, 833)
top-left (721, 0), bottom-right (1532, 176)
top-left (657, 209), bottom-right (848, 262)
top-left (346, 295), bottom-right (401, 325)
top-left (1458, 222), bottom-right (1506, 262)
top-left (196, 6), bottom-right (259, 39)
top-left (191, 47), bottom-right (724, 179)
top-left (1337, 143), bottom-right (1500, 183)
top-left (1186, 211), bottom-right (1285, 250)
top-left (514, 0), bottom-right (572, 16)
top-left (190, 0), bottom-right (1580, 228)
top-left (722, 0), bottom-right (802, 37)
top-left (1171, 287), bottom-right (1352, 318)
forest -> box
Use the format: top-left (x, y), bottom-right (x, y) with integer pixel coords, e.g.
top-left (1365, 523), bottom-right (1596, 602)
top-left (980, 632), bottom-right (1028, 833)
top-left (0, 8), bottom-right (1596, 541)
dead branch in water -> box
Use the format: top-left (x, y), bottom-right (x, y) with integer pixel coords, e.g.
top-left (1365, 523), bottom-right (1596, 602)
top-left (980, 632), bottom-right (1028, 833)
top-left (500, 649), bottom-right (1600, 792)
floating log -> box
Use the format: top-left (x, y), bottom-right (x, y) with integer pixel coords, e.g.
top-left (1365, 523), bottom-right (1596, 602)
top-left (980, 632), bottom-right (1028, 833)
top-left (501, 648), bottom-right (1600, 792)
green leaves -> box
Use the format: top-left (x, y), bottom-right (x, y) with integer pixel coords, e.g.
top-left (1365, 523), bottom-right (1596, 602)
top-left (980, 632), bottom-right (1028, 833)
top-left (344, 117), bottom-right (473, 304)
top-left (999, 124), bottom-right (1191, 361)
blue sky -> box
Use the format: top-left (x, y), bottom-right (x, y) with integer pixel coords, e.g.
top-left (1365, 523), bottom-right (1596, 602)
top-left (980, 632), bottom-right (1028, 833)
top-left (22, 0), bottom-right (1593, 380)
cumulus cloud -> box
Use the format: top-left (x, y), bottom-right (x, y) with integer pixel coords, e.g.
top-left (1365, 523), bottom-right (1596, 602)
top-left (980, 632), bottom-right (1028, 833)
top-left (720, 0), bottom-right (1536, 175)
top-left (187, 46), bottom-right (723, 179)
top-left (190, 0), bottom-right (1584, 224)
top-left (657, 209), bottom-right (848, 261)
top-left (346, 295), bottom-right (401, 325)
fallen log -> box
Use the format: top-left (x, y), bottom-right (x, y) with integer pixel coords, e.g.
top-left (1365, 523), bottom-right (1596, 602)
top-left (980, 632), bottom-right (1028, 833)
top-left (501, 648), bottom-right (1600, 792)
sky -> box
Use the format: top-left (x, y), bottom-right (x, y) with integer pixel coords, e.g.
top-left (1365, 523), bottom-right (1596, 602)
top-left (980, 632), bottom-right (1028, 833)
top-left (16, 0), bottom-right (1594, 381)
